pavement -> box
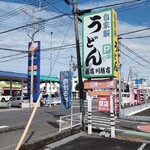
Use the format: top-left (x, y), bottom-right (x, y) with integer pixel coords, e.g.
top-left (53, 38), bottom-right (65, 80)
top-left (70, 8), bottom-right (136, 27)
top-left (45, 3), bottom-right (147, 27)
top-left (0, 107), bottom-right (150, 150)
top-left (42, 132), bottom-right (150, 150)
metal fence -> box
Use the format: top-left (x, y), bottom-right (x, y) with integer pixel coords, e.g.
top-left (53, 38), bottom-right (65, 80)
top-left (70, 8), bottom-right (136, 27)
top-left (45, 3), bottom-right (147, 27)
top-left (59, 112), bottom-right (82, 133)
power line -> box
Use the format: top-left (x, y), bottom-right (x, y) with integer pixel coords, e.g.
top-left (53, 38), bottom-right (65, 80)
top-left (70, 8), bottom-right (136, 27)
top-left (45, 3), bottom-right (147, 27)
top-left (120, 50), bottom-right (150, 69)
top-left (0, 55), bottom-right (28, 63)
top-left (0, 47), bottom-right (27, 53)
top-left (51, 20), bottom-right (73, 73)
top-left (119, 35), bottom-right (150, 39)
top-left (119, 27), bottom-right (150, 36)
top-left (0, 13), bottom-right (71, 35)
top-left (79, 0), bottom-right (143, 13)
top-left (0, 53), bottom-right (25, 59)
top-left (117, 0), bottom-right (150, 13)
top-left (119, 42), bottom-right (150, 64)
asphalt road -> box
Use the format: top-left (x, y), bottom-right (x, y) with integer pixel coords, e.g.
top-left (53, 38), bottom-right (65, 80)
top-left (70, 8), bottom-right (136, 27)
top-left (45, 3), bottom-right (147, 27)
top-left (0, 106), bottom-right (74, 150)
top-left (0, 106), bottom-right (149, 150)
top-left (0, 106), bottom-right (74, 128)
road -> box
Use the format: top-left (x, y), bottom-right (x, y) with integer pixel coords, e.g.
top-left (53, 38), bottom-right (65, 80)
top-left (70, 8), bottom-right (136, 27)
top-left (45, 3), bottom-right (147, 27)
top-left (0, 106), bottom-right (149, 150)
top-left (0, 106), bottom-right (73, 128)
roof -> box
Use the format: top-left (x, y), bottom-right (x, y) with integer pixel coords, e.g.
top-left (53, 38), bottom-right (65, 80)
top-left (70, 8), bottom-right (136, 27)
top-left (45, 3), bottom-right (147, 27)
top-left (0, 71), bottom-right (59, 82)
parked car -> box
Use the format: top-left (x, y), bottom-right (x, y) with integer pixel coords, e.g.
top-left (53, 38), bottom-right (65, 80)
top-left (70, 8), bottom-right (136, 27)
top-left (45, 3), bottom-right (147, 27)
top-left (11, 96), bottom-right (29, 107)
top-left (41, 94), bottom-right (49, 106)
top-left (0, 101), bottom-right (11, 108)
top-left (51, 97), bottom-right (61, 105)
top-left (0, 94), bottom-right (12, 102)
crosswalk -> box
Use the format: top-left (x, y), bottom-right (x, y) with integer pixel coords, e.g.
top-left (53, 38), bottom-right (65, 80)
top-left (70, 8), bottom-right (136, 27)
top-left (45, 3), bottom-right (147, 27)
top-left (85, 115), bottom-right (119, 130)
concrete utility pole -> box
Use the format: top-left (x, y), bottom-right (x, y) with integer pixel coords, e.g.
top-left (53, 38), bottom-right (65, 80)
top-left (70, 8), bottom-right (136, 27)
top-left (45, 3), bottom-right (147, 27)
top-left (29, 9), bottom-right (41, 108)
top-left (30, 10), bottom-right (35, 108)
top-left (118, 63), bottom-right (122, 117)
top-left (72, 0), bottom-right (85, 130)
top-left (118, 38), bottom-right (122, 117)
top-left (49, 32), bottom-right (53, 108)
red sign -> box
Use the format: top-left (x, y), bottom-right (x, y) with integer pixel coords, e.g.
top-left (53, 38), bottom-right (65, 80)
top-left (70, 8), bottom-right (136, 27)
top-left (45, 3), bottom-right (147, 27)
top-left (1, 87), bottom-right (4, 94)
top-left (137, 89), bottom-right (141, 105)
top-left (84, 79), bottom-right (116, 89)
top-left (97, 96), bottom-right (110, 112)
top-left (28, 65), bottom-right (38, 71)
top-left (114, 95), bottom-right (118, 112)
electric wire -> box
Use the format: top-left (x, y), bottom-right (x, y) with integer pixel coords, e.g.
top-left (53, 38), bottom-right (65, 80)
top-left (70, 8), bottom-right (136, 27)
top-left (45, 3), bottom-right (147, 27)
top-left (117, 0), bottom-right (150, 13)
top-left (119, 27), bottom-right (150, 36)
top-left (119, 35), bottom-right (150, 39)
top-left (83, 0), bottom-right (143, 12)
top-left (50, 19), bottom-right (73, 74)
top-left (119, 42), bottom-right (150, 64)
top-left (0, 53), bottom-right (25, 59)
top-left (0, 55), bottom-right (28, 63)
top-left (120, 50), bottom-right (150, 69)
top-left (0, 13), bottom-right (72, 35)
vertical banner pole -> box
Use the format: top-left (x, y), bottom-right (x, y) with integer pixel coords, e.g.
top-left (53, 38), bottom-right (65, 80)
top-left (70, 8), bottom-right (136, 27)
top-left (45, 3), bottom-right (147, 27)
top-left (110, 95), bottom-right (115, 138)
top-left (71, 103), bottom-right (73, 128)
top-left (88, 94), bottom-right (92, 134)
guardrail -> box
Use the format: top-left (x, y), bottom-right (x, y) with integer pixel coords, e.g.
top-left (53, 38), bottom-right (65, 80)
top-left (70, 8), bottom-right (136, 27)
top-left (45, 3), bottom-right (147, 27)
top-left (121, 103), bottom-right (150, 116)
top-left (59, 112), bottom-right (82, 133)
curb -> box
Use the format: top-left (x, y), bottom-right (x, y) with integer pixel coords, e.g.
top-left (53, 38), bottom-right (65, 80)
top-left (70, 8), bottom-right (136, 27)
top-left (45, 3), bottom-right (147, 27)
top-left (0, 125), bottom-right (25, 134)
top-left (20, 126), bottom-right (82, 150)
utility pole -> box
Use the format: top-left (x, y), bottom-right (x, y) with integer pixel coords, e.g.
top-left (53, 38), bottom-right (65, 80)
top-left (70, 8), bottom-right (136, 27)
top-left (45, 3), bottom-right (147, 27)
top-left (72, 0), bottom-right (85, 130)
top-left (118, 63), bottom-right (122, 117)
top-left (30, 10), bottom-right (35, 108)
top-left (24, 8), bottom-right (41, 108)
top-left (118, 38), bottom-right (122, 117)
top-left (49, 32), bottom-right (53, 108)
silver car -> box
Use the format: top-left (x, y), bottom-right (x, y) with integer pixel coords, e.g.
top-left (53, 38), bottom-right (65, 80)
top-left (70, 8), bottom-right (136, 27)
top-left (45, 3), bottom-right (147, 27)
top-left (11, 96), bottom-right (29, 107)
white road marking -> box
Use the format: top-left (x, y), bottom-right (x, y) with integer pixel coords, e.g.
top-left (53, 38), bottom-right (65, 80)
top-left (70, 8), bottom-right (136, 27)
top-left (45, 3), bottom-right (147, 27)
top-left (0, 108), bottom-right (23, 112)
top-left (0, 126), bottom-right (9, 129)
top-left (137, 143), bottom-right (147, 150)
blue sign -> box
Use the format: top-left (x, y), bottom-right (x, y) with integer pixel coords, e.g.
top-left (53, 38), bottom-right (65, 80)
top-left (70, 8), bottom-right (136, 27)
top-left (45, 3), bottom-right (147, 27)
top-left (27, 41), bottom-right (40, 102)
top-left (135, 79), bottom-right (142, 84)
top-left (60, 71), bottom-right (72, 109)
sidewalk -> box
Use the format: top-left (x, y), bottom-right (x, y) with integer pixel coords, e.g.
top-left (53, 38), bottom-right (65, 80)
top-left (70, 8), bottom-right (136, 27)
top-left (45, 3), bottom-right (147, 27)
top-left (42, 132), bottom-right (150, 150)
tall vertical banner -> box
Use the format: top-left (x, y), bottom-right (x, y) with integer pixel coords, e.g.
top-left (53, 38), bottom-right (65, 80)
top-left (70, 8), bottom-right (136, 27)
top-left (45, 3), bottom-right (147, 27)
top-left (137, 89), bottom-right (141, 105)
top-left (60, 71), bottom-right (72, 110)
top-left (82, 9), bottom-right (118, 78)
top-left (129, 87), bottom-right (134, 105)
top-left (27, 41), bottom-right (40, 102)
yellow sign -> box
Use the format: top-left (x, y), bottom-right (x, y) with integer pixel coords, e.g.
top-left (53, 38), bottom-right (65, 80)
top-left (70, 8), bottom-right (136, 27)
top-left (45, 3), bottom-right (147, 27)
top-left (88, 91), bottom-right (112, 96)
top-left (112, 9), bottom-right (118, 78)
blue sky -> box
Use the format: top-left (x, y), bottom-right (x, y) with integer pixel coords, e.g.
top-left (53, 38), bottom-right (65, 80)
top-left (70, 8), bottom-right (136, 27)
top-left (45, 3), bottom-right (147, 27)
top-left (0, 0), bottom-right (150, 83)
